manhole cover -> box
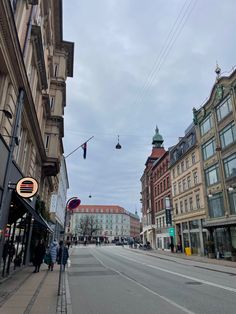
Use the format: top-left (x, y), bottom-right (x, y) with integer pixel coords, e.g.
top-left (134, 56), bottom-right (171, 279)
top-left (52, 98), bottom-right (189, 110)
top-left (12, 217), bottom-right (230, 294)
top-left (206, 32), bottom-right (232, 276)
top-left (185, 281), bottom-right (202, 285)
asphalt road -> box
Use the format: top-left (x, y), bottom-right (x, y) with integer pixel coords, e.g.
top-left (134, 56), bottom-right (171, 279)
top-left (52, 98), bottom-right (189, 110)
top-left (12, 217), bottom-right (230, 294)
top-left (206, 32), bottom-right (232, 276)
top-left (67, 246), bottom-right (236, 314)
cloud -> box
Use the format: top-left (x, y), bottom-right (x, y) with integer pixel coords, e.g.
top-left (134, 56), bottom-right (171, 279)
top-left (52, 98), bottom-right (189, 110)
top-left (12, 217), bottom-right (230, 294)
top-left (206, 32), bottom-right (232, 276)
top-left (63, 0), bottom-right (236, 215)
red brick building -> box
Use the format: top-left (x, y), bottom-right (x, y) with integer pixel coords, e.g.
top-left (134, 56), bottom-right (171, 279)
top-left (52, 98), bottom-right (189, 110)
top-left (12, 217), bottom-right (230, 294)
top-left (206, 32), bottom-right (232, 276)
top-left (152, 151), bottom-right (172, 250)
top-left (140, 127), bottom-right (166, 247)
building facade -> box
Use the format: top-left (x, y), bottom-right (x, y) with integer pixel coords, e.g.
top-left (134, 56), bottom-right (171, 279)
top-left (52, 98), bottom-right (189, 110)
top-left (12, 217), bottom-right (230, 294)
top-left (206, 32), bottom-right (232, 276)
top-left (0, 0), bottom-right (73, 274)
top-left (194, 67), bottom-right (236, 260)
top-left (49, 156), bottom-right (69, 240)
top-left (153, 151), bottom-right (172, 250)
top-left (140, 127), bottom-right (166, 248)
top-left (70, 205), bottom-right (140, 242)
top-left (169, 124), bottom-right (206, 255)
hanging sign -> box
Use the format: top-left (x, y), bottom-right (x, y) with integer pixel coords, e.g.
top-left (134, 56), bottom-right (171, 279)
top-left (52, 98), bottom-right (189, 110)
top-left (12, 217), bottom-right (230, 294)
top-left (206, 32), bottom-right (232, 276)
top-left (16, 177), bottom-right (38, 198)
top-left (67, 197), bottom-right (81, 211)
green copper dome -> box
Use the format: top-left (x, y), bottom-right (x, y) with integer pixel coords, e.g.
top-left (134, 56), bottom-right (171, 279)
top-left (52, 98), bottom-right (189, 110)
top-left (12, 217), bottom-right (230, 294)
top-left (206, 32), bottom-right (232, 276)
top-left (152, 126), bottom-right (163, 147)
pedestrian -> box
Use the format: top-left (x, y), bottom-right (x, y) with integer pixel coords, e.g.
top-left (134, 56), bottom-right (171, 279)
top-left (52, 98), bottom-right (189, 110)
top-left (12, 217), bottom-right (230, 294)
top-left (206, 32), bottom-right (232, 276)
top-left (57, 241), bottom-right (69, 271)
top-left (49, 239), bottom-right (58, 271)
top-left (33, 239), bottom-right (46, 273)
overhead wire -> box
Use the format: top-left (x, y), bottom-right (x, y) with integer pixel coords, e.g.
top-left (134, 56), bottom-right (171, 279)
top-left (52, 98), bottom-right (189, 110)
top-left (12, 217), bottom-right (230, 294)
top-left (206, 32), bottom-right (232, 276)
top-left (133, 0), bottom-right (198, 109)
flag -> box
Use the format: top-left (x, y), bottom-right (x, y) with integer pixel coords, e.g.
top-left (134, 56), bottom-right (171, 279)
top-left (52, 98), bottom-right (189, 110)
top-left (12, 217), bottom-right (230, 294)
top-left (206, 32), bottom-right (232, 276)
top-left (82, 142), bottom-right (87, 159)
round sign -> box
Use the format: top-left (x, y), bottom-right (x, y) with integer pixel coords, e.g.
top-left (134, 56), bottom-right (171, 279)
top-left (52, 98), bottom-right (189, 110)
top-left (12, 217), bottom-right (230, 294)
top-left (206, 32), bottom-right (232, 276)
top-left (16, 177), bottom-right (38, 198)
top-left (67, 197), bottom-right (81, 211)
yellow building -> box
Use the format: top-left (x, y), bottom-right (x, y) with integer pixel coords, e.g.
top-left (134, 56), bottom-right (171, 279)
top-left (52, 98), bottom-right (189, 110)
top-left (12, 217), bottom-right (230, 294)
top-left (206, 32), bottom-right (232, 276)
top-left (169, 124), bottom-right (206, 255)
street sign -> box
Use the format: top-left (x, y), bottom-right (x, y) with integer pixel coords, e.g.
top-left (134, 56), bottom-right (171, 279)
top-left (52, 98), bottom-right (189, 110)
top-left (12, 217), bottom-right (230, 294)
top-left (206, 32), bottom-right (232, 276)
top-left (67, 197), bottom-right (81, 211)
top-left (169, 227), bottom-right (175, 237)
top-left (16, 177), bottom-right (38, 198)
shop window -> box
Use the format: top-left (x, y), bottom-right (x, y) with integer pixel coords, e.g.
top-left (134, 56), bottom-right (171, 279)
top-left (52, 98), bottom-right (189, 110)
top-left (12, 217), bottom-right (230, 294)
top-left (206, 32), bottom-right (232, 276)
top-left (228, 191), bottom-right (236, 215)
top-left (205, 164), bottom-right (219, 186)
top-left (223, 153), bottom-right (236, 178)
top-left (202, 137), bottom-right (216, 160)
top-left (220, 122), bottom-right (236, 149)
top-left (200, 114), bottom-right (212, 136)
top-left (208, 193), bottom-right (224, 218)
top-left (216, 96), bottom-right (232, 121)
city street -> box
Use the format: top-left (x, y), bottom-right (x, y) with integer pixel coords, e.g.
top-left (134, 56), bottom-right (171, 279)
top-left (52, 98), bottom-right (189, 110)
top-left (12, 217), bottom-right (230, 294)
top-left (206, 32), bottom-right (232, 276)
top-left (68, 246), bottom-right (236, 314)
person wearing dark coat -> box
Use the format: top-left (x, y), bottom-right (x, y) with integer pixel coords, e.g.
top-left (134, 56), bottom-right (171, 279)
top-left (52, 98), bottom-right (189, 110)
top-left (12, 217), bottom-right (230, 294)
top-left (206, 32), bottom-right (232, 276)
top-left (57, 241), bottom-right (69, 271)
top-left (33, 240), bottom-right (46, 273)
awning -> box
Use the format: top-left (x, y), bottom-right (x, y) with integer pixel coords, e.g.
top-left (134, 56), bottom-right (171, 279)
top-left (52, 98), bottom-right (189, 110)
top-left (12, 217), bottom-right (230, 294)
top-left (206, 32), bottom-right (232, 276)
top-left (15, 194), bottom-right (53, 232)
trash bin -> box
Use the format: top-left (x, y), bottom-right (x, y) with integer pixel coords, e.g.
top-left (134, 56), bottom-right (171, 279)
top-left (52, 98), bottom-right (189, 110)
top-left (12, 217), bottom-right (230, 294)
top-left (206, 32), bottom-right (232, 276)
top-left (185, 247), bottom-right (192, 256)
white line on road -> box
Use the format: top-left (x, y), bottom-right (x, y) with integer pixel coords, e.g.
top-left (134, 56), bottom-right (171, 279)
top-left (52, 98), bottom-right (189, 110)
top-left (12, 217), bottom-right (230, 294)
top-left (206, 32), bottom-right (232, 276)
top-left (109, 250), bottom-right (236, 293)
top-left (92, 250), bottom-right (195, 314)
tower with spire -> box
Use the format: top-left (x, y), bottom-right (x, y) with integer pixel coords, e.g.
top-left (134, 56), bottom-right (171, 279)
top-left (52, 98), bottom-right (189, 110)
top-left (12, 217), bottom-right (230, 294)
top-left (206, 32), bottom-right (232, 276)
top-left (145, 126), bottom-right (165, 165)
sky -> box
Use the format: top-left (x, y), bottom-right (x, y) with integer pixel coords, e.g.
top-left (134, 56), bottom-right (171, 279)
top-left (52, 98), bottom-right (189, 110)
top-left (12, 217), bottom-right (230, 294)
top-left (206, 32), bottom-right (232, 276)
top-left (62, 0), bottom-right (236, 216)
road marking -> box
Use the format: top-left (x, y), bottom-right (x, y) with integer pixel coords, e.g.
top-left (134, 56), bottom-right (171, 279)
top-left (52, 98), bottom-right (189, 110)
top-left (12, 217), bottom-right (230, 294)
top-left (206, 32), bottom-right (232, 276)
top-left (92, 251), bottom-right (195, 314)
top-left (108, 250), bottom-right (236, 293)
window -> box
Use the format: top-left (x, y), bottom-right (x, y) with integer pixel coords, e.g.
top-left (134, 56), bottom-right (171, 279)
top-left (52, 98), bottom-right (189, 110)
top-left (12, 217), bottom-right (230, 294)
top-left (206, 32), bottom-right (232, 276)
top-left (44, 134), bottom-right (50, 149)
top-left (202, 138), bottom-right (215, 160)
top-left (177, 165), bottom-right (180, 175)
top-left (216, 96), bottom-right (232, 121)
top-left (205, 164), bottom-right (219, 186)
top-left (208, 193), bottom-right (224, 218)
top-left (50, 96), bottom-right (55, 110)
top-left (185, 158), bottom-right (189, 169)
top-left (178, 181), bottom-right (182, 193)
top-left (54, 64), bottom-right (59, 77)
top-left (200, 114), bottom-right (212, 135)
top-left (189, 197), bottom-right (193, 210)
top-left (193, 171), bottom-right (198, 185)
top-left (228, 191), bottom-right (236, 215)
top-left (173, 184), bottom-right (177, 196)
top-left (192, 152), bottom-right (196, 164)
top-left (220, 122), bottom-right (236, 149)
top-left (184, 199), bottom-right (188, 212)
top-left (180, 201), bottom-right (183, 213)
top-left (172, 169), bottom-right (175, 179)
top-left (196, 194), bottom-right (200, 209)
top-left (175, 203), bottom-right (178, 215)
top-left (181, 161), bottom-right (185, 172)
top-left (183, 179), bottom-right (186, 191)
top-left (167, 177), bottom-right (170, 188)
top-left (223, 153), bottom-right (236, 178)
top-left (187, 176), bottom-right (191, 188)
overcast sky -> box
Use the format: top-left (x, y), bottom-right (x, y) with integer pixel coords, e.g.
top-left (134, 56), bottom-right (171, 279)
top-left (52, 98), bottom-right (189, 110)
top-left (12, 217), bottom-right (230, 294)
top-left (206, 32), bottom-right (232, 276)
top-left (62, 0), bottom-right (236, 215)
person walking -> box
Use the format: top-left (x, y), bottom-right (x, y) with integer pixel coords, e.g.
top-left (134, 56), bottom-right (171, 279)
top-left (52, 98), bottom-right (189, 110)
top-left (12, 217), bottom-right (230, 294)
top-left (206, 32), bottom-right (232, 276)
top-left (49, 239), bottom-right (58, 271)
top-left (57, 241), bottom-right (69, 271)
top-left (33, 239), bottom-right (46, 273)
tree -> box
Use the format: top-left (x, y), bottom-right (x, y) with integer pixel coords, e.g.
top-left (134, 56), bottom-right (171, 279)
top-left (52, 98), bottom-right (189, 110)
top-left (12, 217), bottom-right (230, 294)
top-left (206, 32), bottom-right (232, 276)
top-left (77, 215), bottom-right (100, 237)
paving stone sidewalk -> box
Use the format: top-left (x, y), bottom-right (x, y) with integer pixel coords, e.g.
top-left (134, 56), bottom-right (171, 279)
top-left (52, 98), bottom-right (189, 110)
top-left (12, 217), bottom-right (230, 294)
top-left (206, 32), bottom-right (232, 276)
top-left (125, 246), bottom-right (236, 268)
top-left (0, 263), bottom-right (68, 314)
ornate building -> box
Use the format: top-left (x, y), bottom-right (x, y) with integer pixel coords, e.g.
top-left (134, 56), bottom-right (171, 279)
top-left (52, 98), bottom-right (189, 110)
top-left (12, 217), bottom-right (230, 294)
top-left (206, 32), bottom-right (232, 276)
top-left (194, 67), bottom-right (236, 260)
top-left (0, 0), bottom-right (74, 275)
top-left (140, 127), bottom-right (166, 248)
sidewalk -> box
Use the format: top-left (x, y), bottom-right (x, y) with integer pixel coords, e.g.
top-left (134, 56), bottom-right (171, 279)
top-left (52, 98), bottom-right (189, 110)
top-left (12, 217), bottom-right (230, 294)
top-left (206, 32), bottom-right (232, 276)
top-left (125, 247), bottom-right (236, 268)
top-left (0, 263), bottom-right (68, 314)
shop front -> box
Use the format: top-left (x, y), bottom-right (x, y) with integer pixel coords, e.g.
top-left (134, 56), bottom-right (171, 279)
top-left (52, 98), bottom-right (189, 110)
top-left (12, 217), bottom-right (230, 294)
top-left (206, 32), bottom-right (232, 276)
top-left (156, 228), bottom-right (171, 251)
top-left (176, 219), bottom-right (207, 255)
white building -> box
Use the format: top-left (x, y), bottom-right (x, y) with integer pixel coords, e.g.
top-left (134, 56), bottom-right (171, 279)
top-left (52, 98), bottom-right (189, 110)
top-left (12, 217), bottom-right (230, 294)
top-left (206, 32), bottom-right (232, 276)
top-left (69, 205), bottom-right (140, 242)
top-left (49, 156), bottom-right (69, 240)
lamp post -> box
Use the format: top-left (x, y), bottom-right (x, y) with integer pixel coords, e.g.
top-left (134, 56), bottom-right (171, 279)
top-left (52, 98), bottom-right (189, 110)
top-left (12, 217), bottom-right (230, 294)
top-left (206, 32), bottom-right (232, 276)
top-left (0, 88), bottom-right (24, 263)
top-left (57, 197), bottom-right (80, 296)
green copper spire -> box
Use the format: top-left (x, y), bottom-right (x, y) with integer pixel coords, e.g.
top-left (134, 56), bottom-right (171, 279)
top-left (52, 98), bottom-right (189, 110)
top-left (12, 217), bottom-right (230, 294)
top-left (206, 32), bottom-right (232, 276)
top-left (152, 126), bottom-right (163, 147)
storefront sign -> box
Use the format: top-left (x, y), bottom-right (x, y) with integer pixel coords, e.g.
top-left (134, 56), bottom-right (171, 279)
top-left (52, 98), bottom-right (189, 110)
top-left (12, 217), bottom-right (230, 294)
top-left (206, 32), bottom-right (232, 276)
top-left (169, 227), bottom-right (175, 237)
top-left (16, 177), bottom-right (38, 198)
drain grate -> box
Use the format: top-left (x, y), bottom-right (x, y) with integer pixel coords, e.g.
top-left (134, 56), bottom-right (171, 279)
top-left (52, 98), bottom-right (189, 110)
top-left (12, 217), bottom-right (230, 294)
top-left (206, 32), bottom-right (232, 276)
top-left (185, 281), bottom-right (202, 285)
